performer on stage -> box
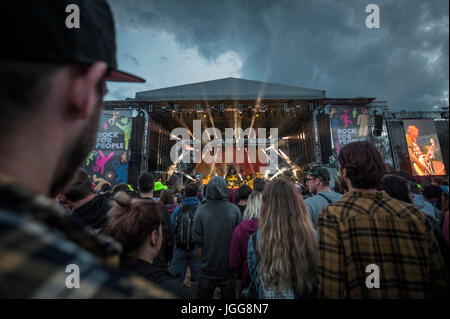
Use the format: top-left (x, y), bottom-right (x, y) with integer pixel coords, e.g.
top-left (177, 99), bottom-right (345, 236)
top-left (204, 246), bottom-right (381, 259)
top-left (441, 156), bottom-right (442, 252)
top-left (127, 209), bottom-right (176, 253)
top-left (405, 125), bottom-right (435, 176)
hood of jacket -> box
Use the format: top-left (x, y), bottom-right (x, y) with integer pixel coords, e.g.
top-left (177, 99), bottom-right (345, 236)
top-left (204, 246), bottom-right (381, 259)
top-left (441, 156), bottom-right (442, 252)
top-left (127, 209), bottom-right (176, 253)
top-left (181, 196), bottom-right (201, 207)
top-left (240, 218), bottom-right (259, 234)
top-left (206, 176), bottom-right (228, 201)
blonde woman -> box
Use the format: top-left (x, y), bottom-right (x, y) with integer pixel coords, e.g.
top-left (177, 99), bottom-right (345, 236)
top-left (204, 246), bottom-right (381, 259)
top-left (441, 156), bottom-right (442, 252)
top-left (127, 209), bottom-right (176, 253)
top-left (229, 192), bottom-right (262, 298)
top-left (247, 179), bottom-right (318, 299)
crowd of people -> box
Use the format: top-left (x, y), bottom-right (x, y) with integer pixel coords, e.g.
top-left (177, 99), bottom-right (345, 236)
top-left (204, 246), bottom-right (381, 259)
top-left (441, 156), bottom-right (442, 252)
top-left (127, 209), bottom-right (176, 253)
top-left (0, 0), bottom-right (448, 299)
top-left (49, 140), bottom-right (449, 299)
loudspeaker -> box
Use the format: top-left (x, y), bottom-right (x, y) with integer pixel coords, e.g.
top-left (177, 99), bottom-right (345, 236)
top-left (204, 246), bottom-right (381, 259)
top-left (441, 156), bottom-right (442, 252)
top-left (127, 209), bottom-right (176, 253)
top-left (374, 115), bottom-right (383, 136)
top-left (317, 112), bottom-right (332, 164)
top-left (128, 114), bottom-right (146, 186)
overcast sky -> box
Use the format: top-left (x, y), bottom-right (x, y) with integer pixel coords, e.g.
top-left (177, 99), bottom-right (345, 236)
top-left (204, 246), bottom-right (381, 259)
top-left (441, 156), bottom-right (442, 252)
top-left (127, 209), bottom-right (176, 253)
top-left (105, 0), bottom-right (449, 112)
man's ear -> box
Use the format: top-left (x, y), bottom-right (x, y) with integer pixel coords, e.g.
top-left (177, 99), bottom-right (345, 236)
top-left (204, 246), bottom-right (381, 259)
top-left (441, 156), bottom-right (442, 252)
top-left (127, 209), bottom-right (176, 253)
top-left (149, 230), bottom-right (158, 247)
top-left (68, 62), bottom-right (107, 119)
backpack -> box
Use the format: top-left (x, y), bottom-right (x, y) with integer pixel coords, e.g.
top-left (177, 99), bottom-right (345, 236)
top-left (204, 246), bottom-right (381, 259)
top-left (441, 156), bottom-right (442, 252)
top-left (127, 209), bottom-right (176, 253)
top-left (174, 204), bottom-right (198, 250)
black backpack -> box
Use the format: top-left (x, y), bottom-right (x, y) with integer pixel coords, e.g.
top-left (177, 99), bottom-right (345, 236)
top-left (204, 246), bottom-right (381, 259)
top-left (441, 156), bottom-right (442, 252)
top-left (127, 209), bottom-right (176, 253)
top-left (174, 204), bottom-right (198, 250)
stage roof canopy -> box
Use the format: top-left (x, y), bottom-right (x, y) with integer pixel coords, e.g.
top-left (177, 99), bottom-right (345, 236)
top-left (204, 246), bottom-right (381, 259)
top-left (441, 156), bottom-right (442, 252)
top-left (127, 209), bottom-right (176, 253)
top-left (134, 77), bottom-right (326, 101)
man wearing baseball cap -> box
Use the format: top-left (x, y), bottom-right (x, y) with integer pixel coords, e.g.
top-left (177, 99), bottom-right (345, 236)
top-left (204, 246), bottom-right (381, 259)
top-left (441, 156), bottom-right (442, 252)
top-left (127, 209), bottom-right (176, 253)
top-left (304, 166), bottom-right (343, 229)
top-left (0, 1), bottom-right (171, 298)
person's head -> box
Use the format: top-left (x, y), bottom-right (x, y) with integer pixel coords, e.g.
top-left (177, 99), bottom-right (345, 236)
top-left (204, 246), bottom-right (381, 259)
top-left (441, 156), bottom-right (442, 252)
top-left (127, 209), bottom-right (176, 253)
top-left (153, 181), bottom-right (168, 198)
top-left (432, 177), bottom-right (448, 187)
top-left (138, 172), bottom-right (154, 194)
top-left (338, 141), bottom-right (387, 190)
top-left (305, 166), bottom-right (331, 195)
top-left (253, 178), bottom-right (266, 193)
top-left (392, 171), bottom-right (420, 194)
top-left (0, 1), bottom-right (144, 197)
top-left (243, 191), bottom-right (262, 220)
top-left (423, 184), bottom-right (442, 204)
top-left (160, 188), bottom-right (175, 205)
top-left (105, 192), bottom-right (163, 259)
top-left (381, 174), bottom-right (413, 204)
top-left (407, 125), bottom-right (419, 140)
top-left (112, 183), bottom-right (130, 194)
top-left (206, 176), bottom-right (228, 201)
top-left (63, 168), bottom-right (94, 205)
top-left (185, 182), bottom-right (199, 198)
top-left (237, 185), bottom-right (252, 203)
top-left (258, 178), bottom-right (317, 295)
top-left (100, 183), bottom-right (112, 194)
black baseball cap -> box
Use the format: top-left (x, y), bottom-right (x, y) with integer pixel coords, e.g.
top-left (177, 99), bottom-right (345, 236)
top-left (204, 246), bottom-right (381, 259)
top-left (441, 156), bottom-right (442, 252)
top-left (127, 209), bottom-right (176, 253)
top-left (0, 0), bottom-right (145, 83)
top-left (307, 166), bottom-right (331, 183)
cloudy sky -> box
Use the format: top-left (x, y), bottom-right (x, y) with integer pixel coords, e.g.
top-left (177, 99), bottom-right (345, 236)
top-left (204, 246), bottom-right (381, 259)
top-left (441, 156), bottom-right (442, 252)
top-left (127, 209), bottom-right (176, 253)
top-left (105, 0), bottom-right (449, 112)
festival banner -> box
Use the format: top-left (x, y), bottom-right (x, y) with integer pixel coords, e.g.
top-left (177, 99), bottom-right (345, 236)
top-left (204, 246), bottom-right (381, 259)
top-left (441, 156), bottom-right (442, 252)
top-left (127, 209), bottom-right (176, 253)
top-left (84, 110), bottom-right (133, 190)
top-left (403, 119), bottom-right (446, 176)
top-left (330, 107), bottom-right (370, 153)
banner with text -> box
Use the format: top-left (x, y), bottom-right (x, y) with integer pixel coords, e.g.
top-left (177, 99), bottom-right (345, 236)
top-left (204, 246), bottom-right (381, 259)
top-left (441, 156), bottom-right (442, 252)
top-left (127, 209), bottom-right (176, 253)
top-left (330, 107), bottom-right (371, 153)
top-left (84, 110), bottom-right (133, 191)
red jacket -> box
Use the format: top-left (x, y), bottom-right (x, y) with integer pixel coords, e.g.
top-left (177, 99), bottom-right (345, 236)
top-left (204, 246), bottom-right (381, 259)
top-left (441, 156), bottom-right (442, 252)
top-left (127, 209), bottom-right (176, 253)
top-left (229, 218), bottom-right (258, 284)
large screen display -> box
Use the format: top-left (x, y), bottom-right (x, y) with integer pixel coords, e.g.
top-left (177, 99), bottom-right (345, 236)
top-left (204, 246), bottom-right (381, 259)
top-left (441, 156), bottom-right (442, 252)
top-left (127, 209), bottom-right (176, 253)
top-left (403, 119), bottom-right (446, 176)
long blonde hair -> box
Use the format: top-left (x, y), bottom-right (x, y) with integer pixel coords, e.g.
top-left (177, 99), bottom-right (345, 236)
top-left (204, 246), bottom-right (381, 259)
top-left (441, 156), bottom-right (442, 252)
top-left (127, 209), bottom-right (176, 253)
top-left (257, 179), bottom-right (317, 295)
top-left (244, 191), bottom-right (262, 220)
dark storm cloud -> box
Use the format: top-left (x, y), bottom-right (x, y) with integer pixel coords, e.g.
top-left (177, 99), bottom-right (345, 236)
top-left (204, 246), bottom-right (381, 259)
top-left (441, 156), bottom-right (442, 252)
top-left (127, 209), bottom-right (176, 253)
top-left (108, 0), bottom-right (449, 111)
top-left (123, 53), bottom-right (140, 66)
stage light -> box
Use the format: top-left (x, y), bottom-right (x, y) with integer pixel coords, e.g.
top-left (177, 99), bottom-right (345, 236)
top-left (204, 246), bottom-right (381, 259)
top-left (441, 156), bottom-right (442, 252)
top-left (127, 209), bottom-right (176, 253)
top-left (148, 104), bottom-right (153, 113)
top-left (174, 104), bottom-right (179, 112)
top-left (197, 104), bottom-right (201, 112)
top-left (238, 104), bottom-right (244, 112)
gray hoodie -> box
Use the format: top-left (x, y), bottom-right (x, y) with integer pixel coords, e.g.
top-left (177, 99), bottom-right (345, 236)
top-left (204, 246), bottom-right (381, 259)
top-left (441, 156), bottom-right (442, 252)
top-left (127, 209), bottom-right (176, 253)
top-left (193, 176), bottom-right (241, 276)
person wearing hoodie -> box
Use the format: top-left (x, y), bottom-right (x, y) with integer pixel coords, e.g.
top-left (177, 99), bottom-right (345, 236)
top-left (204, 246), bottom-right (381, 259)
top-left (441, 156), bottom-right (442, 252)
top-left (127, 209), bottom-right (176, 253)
top-left (170, 182), bottom-right (202, 285)
top-left (193, 176), bottom-right (242, 299)
top-left (105, 192), bottom-right (194, 299)
top-left (229, 191), bottom-right (261, 298)
top-left (63, 169), bottom-right (111, 233)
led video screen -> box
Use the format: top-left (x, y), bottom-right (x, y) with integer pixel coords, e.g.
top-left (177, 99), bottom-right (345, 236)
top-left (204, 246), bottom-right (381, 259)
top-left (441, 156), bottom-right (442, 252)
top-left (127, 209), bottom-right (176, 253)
top-left (403, 119), bottom-right (446, 176)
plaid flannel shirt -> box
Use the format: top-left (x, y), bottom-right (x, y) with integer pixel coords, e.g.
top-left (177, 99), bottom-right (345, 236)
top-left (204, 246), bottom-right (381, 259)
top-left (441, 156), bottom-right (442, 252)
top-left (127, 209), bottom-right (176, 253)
top-left (0, 175), bottom-right (172, 298)
top-left (317, 190), bottom-right (448, 299)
